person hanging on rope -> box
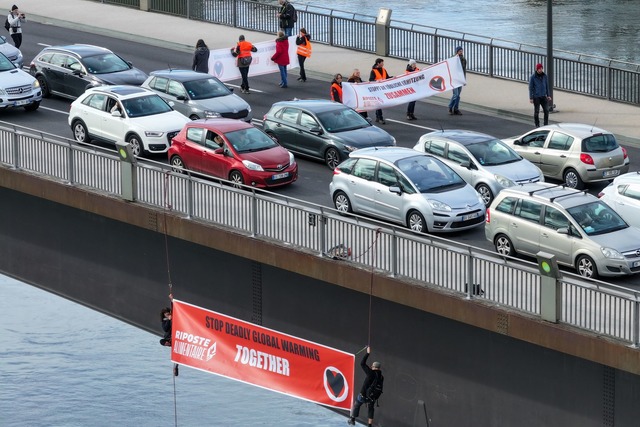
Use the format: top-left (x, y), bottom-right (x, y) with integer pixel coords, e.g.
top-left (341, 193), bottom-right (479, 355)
top-left (347, 346), bottom-right (384, 426)
top-left (159, 293), bottom-right (174, 347)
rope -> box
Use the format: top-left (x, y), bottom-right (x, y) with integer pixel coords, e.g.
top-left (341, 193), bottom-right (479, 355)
top-left (367, 229), bottom-right (381, 347)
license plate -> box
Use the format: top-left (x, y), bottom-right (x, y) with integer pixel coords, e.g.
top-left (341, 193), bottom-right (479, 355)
top-left (633, 261), bottom-right (640, 268)
top-left (272, 172), bottom-right (289, 180)
top-left (13, 100), bottom-right (28, 106)
top-left (603, 170), bottom-right (620, 178)
top-left (462, 212), bottom-right (480, 221)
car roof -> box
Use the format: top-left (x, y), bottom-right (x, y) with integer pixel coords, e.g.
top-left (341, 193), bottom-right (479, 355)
top-left (612, 171), bottom-right (640, 185)
top-left (271, 99), bottom-right (348, 113)
top-left (350, 147), bottom-right (430, 163)
top-left (40, 44), bottom-right (114, 57)
top-left (85, 85), bottom-right (152, 98)
top-left (499, 182), bottom-right (596, 209)
top-left (422, 129), bottom-right (497, 146)
top-left (533, 123), bottom-right (613, 138)
top-left (149, 69), bottom-right (214, 82)
top-left (187, 118), bottom-right (254, 133)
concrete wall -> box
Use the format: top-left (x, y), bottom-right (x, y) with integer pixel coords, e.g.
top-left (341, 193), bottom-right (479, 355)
top-left (2, 167), bottom-right (640, 426)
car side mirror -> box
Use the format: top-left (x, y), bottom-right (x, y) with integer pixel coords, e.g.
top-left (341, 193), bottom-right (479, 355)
top-left (227, 86), bottom-right (234, 93)
top-left (460, 160), bottom-right (471, 169)
top-left (513, 139), bottom-right (522, 145)
top-left (389, 185), bottom-right (402, 195)
top-left (214, 147), bottom-right (224, 154)
top-left (176, 95), bottom-right (187, 101)
top-left (309, 126), bottom-right (323, 135)
top-left (557, 227), bottom-right (569, 235)
top-left (111, 110), bottom-right (121, 117)
top-left (72, 69), bottom-right (84, 76)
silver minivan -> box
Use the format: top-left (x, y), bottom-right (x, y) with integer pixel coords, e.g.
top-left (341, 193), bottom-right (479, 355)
top-left (414, 130), bottom-right (544, 206)
top-left (485, 182), bottom-right (640, 279)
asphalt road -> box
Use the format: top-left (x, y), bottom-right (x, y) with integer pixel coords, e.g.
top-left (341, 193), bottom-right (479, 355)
top-left (5, 21), bottom-right (640, 287)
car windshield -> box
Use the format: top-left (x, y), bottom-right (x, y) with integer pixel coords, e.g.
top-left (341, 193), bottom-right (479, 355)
top-left (467, 139), bottom-right (522, 166)
top-left (183, 77), bottom-right (231, 100)
top-left (225, 127), bottom-right (279, 154)
top-left (316, 107), bottom-right (369, 132)
top-left (122, 94), bottom-right (173, 118)
top-left (82, 53), bottom-right (132, 74)
top-left (581, 133), bottom-right (619, 153)
top-left (396, 155), bottom-right (466, 193)
top-left (0, 54), bottom-right (15, 71)
top-left (566, 201), bottom-right (628, 236)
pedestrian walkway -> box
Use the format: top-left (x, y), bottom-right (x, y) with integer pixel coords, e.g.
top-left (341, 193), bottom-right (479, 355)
top-left (4, 0), bottom-right (639, 144)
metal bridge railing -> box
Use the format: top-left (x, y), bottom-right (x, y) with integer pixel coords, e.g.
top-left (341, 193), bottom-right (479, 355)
top-left (2, 122), bottom-right (640, 347)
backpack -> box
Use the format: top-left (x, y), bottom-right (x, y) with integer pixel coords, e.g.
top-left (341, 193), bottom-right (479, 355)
top-left (366, 372), bottom-right (383, 402)
top-left (291, 6), bottom-right (298, 23)
top-left (4, 18), bottom-right (10, 32)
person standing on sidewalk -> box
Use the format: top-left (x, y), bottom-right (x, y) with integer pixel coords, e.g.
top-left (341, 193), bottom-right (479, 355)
top-left (405, 59), bottom-right (419, 120)
top-left (347, 346), bottom-right (384, 427)
top-left (330, 73), bottom-right (343, 103)
top-left (231, 35), bottom-right (257, 94)
top-left (7, 5), bottom-right (25, 49)
top-left (448, 46), bottom-right (466, 115)
top-left (192, 39), bottom-right (210, 74)
top-left (369, 58), bottom-right (391, 124)
top-left (529, 63), bottom-right (552, 127)
top-left (277, 0), bottom-right (296, 37)
top-left (295, 27), bottom-right (312, 82)
top-left (271, 31), bottom-right (290, 88)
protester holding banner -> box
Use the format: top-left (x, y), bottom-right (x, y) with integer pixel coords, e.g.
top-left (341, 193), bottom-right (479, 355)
top-left (347, 69), bottom-right (368, 118)
top-left (405, 59), bottom-right (420, 120)
top-left (271, 31), bottom-right (290, 88)
top-left (295, 28), bottom-right (312, 82)
top-left (347, 346), bottom-right (384, 427)
top-left (448, 46), bottom-right (467, 115)
top-left (369, 58), bottom-right (391, 124)
top-left (330, 74), bottom-right (343, 103)
top-left (231, 35), bottom-right (258, 94)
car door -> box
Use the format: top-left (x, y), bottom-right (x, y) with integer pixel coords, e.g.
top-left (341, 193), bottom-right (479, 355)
top-left (78, 93), bottom-right (109, 140)
top-left (200, 129), bottom-right (228, 178)
top-left (64, 56), bottom-right (90, 98)
top-left (165, 79), bottom-right (190, 117)
top-left (269, 107), bottom-right (301, 152)
top-left (445, 142), bottom-right (478, 186)
top-left (539, 131), bottom-right (573, 177)
top-left (513, 130), bottom-right (547, 167)
top-left (297, 111), bottom-right (328, 159)
top-left (611, 183), bottom-right (640, 229)
top-left (372, 161), bottom-right (403, 222)
top-left (41, 53), bottom-right (68, 94)
top-left (100, 95), bottom-right (128, 144)
top-left (345, 158), bottom-right (378, 215)
top-left (510, 199), bottom-right (542, 255)
top-left (539, 205), bottom-right (575, 264)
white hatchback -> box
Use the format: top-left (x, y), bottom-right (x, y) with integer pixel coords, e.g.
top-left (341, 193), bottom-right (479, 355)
top-left (598, 172), bottom-right (640, 230)
top-left (68, 85), bottom-right (190, 156)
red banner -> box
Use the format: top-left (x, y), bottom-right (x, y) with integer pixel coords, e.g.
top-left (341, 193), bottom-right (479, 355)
top-left (171, 300), bottom-right (355, 410)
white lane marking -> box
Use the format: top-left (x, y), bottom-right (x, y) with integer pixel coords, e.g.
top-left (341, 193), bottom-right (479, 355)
top-left (386, 119), bottom-right (437, 131)
top-left (226, 83), bottom-right (265, 94)
top-left (37, 43), bottom-right (51, 47)
top-left (41, 105), bottom-right (70, 115)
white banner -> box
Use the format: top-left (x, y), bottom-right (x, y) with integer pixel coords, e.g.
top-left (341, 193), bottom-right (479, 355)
top-left (207, 36), bottom-right (299, 82)
top-left (342, 57), bottom-right (466, 111)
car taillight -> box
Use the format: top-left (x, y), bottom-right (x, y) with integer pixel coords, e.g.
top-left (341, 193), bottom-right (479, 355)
top-left (580, 153), bottom-right (594, 165)
top-left (622, 147), bottom-right (628, 159)
top-left (333, 168), bottom-right (341, 175)
top-left (486, 208), bottom-right (490, 223)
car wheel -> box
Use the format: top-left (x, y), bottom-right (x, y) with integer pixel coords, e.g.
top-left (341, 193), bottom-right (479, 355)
top-left (333, 191), bottom-right (352, 214)
top-left (407, 210), bottom-right (428, 233)
top-left (576, 254), bottom-right (598, 279)
top-left (325, 147), bottom-right (341, 169)
top-left (24, 101), bottom-right (40, 112)
top-left (36, 75), bottom-right (50, 98)
top-left (494, 234), bottom-right (515, 256)
top-left (189, 114), bottom-right (200, 120)
top-left (476, 183), bottom-right (494, 206)
top-left (564, 168), bottom-right (584, 189)
top-left (72, 120), bottom-right (89, 143)
top-left (127, 134), bottom-right (144, 157)
top-left (229, 170), bottom-right (244, 189)
top-left (170, 155), bottom-right (185, 173)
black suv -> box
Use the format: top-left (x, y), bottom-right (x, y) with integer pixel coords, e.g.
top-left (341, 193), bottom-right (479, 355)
top-left (29, 44), bottom-right (147, 100)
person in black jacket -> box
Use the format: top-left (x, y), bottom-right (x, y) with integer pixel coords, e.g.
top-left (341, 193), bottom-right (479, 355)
top-left (159, 293), bottom-right (174, 346)
top-left (347, 346), bottom-right (384, 426)
top-left (192, 39), bottom-right (210, 74)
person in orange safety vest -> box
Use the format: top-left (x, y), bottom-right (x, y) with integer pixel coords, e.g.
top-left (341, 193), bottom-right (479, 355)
top-left (369, 58), bottom-right (392, 124)
top-left (230, 35), bottom-right (257, 94)
top-left (330, 73), bottom-right (343, 103)
top-left (295, 28), bottom-right (312, 82)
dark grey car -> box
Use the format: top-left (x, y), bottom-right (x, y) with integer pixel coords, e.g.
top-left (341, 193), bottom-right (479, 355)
top-left (263, 99), bottom-right (396, 169)
top-left (29, 44), bottom-right (147, 100)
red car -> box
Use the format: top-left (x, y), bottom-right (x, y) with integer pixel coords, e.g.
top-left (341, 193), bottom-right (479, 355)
top-left (169, 118), bottom-right (298, 188)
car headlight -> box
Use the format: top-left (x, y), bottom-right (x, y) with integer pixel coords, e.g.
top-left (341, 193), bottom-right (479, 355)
top-left (145, 131), bottom-right (165, 137)
top-left (428, 199), bottom-right (452, 212)
top-left (391, 137), bottom-right (396, 146)
top-left (247, 105), bottom-right (252, 112)
top-left (494, 174), bottom-right (515, 188)
top-left (288, 151), bottom-right (295, 164)
top-left (32, 79), bottom-right (40, 89)
top-left (343, 145), bottom-right (357, 152)
top-left (242, 160), bottom-right (264, 171)
top-left (204, 110), bottom-right (222, 118)
top-left (601, 247), bottom-right (625, 260)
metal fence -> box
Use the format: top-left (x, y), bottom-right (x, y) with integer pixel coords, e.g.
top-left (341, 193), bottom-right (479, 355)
top-left (2, 122), bottom-right (640, 346)
top-left (91, 0), bottom-right (640, 105)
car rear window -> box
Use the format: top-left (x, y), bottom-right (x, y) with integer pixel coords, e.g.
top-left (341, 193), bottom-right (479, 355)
top-left (581, 134), bottom-right (618, 153)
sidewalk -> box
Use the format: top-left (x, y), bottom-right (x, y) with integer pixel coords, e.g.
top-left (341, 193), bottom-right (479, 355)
top-left (4, 0), bottom-right (640, 144)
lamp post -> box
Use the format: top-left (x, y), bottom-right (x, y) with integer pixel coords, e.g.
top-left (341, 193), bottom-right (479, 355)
top-left (547, 0), bottom-right (555, 112)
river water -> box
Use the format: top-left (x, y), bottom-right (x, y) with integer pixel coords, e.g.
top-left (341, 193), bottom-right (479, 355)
top-left (309, 0), bottom-right (640, 62)
top-left (1, 274), bottom-right (347, 426)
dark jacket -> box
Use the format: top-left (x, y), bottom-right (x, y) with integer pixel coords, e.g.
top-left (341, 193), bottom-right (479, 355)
top-left (358, 353), bottom-right (384, 397)
top-left (458, 55), bottom-right (467, 76)
top-left (529, 71), bottom-right (550, 99)
top-left (271, 36), bottom-right (290, 66)
top-left (192, 46), bottom-right (210, 73)
top-left (279, 1), bottom-right (296, 29)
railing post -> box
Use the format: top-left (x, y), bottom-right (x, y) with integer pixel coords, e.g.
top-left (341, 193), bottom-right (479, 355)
top-left (607, 62), bottom-right (612, 101)
top-left (390, 230), bottom-right (397, 277)
top-left (232, 0), bottom-right (238, 28)
top-left (67, 142), bottom-right (75, 185)
top-left (466, 248), bottom-right (474, 299)
top-left (318, 211), bottom-right (326, 256)
top-left (536, 251), bottom-right (561, 323)
top-left (432, 34), bottom-right (439, 64)
top-left (186, 175), bottom-right (194, 219)
top-left (488, 40), bottom-right (494, 77)
top-left (328, 11), bottom-right (334, 47)
top-left (115, 142), bottom-right (137, 202)
top-left (139, 0), bottom-right (149, 12)
top-left (250, 188), bottom-right (258, 237)
top-left (11, 130), bottom-right (19, 169)
top-left (632, 299), bottom-right (640, 348)
top-left (374, 8), bottom-right (392, 57)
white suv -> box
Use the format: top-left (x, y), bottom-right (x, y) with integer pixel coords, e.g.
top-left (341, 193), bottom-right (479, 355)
top-left (68, 85), bottom-right (189, 156)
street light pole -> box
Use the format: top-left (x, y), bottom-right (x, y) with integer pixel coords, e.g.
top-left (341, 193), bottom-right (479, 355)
top-left (547, 0), bottom-right (555, 112)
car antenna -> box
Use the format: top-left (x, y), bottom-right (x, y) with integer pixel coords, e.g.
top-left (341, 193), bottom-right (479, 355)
top-left (590, 118), bottom-right (598, 133)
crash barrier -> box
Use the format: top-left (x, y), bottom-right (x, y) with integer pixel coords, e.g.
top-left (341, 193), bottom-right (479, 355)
top-left (97, 0), bottom-right (640, 104)
top-left (2, 122), bottom-right (639, 346)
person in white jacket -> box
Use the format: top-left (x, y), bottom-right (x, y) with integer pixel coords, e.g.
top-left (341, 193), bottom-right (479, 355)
top-left (7, 5), bottom-right (26, 49)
